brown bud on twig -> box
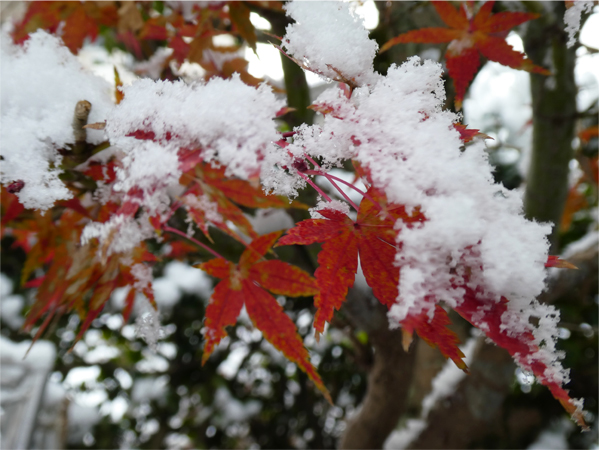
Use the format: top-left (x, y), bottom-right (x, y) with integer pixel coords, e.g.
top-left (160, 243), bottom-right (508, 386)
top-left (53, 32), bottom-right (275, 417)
top-left (72, 100), bottom-right (91, 153)
top-left (83, 122), bottom-right (106, 130)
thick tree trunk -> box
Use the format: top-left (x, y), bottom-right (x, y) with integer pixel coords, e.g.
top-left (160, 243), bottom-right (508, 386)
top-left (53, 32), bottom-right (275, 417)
top-left (338, 328), bottom-right (418, 449)
top-left (410, 337), bottom-right (518, 449)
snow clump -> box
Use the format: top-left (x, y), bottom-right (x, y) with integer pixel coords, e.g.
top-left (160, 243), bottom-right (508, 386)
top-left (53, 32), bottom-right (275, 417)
top-left (83, 73), bottom-right (283, 256)
top-left (0, 31), bottom-right (113, 210)
top-left (283, 1), bottom-right (379, 86)
top-left (564, 1), bottom-right (594, 48)
top-left (271, 0), bottom-right (575, 412)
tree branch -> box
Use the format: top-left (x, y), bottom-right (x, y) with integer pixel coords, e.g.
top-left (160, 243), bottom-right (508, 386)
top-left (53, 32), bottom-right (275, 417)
top-left (250, 6), bottom-right (315, 127)
top-left (71, 100), bottom-right (91, 154)
top-left (339, 288), bottom-right (418, 449)
top-left (523, 2), bottom-right (577, 252)
top-left (400, 234), bottom-right (597, 449)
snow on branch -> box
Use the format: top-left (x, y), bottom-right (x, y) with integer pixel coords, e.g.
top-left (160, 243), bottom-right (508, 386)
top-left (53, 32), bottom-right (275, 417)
top-left (564, 1), bottom-right (594, 48)
top-left (105, 76), bottom-right (284, 180)
top-left (274, 0), bottom-right (578, 419)
top-left (282, 1), bottom-right (379, 86)
top-left (82, 74), bottom-right (283, 257)
top-left (0, 31), bottom-right (112, 210)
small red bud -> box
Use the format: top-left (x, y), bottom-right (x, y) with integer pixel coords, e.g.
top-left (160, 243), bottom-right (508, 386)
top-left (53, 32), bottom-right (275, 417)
top-left (292, 159), bottom-right (309, 173)
top-left (6, 180), bottom-right (25, 194)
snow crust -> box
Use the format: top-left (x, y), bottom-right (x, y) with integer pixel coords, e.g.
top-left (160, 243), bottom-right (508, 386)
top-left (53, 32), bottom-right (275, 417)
top-left (564, 1), bottom-right (594, 48)
top-left (283, 2), bottom-right (379, 86)
top-left (309, 199), bottom-right (350, 219)
top-left (266, 57), bottom-right (551, 326)
top-left (186, 194), bottom-right (223, 223)
top-left (81, 213), bottom-right (154, 256)
top-left (135, 297), bottom-right (164, 352)
top-left (1, 31), bottom-right (113, 210)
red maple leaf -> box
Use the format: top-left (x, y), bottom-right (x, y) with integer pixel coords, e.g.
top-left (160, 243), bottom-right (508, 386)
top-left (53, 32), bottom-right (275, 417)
top-left (276, 189), bottom-right (409, 332)
top-left (275, 188), bottom-right (466, 368)
top-left (197, 231), bottom-right (331, 401)
top-left (455, 289), bottom-right (588, 429)
top-left (381, 1), bottom-right (550, 109)
top-left (402, 304), bottom-right (468, 372)
top-left (545, 255), bottom-right (578, 269)
top-left (453, 123), bottom-right (492, 143)
top-left (1, 191), bottom-right (26, 231)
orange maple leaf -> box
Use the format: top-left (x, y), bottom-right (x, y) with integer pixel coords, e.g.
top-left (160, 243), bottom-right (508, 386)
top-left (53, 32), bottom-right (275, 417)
top-left (13, 1), bottom-right (118, 54)
top-left (197, 231), bottom-right (331, 401)
top-left (381, 1), bottom-right (550, 109)
top-left (199, 162), bottom-right (306, 211)
top-left (228, 2), bottom-right (258, 53)
top-left (181, 162), bottom-right (306, 243)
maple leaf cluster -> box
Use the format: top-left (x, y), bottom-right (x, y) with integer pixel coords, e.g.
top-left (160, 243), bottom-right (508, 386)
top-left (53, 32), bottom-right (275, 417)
top-left (1, 0), bottom-right (589, 430)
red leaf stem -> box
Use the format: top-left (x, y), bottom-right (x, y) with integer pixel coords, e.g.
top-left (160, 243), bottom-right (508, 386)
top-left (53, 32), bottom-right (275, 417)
top-left (323, 174), bottom-right (359, 211)
top-left (163, 225), bottom-right (225, 260)
top-left (297, 171), bottom-right (332, 202)
top-left (306, 170), bottom-right (381, 212)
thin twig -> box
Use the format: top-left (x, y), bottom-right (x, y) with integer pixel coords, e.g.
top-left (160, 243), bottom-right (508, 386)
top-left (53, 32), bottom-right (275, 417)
top-left (324, 175), bottom-right (359, 211)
